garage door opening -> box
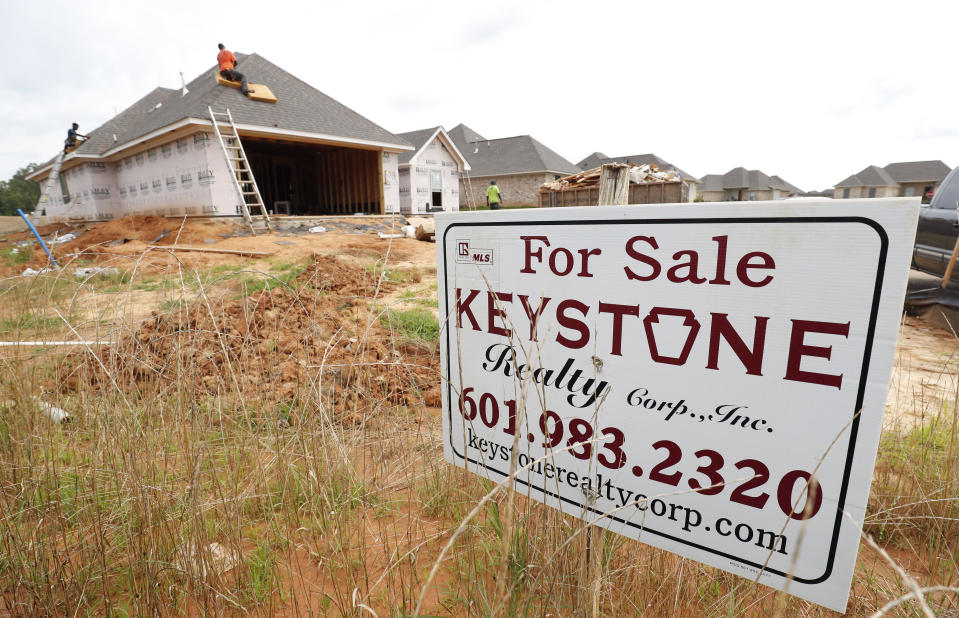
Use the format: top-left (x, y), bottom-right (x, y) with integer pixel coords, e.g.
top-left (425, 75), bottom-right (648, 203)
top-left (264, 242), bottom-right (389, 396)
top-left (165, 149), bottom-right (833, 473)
top-left (243, 139), bottom-right (382, 215)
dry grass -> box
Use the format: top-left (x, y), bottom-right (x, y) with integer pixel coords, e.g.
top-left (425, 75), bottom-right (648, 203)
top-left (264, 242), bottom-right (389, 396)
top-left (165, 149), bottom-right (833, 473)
top-left (0, 240), bottom-right (956, 616)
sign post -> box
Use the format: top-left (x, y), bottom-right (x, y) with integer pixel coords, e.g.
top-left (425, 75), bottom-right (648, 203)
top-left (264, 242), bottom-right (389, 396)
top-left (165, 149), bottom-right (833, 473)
top-left (436, 200), bottom-right (919, 612)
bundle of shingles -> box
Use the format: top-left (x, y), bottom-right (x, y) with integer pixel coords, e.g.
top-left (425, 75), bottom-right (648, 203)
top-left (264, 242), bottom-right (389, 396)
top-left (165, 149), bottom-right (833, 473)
top-left (541, 163), bottom-right (680, 192)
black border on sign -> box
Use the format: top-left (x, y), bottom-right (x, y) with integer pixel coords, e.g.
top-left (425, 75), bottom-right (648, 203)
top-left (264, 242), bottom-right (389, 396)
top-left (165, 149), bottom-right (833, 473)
top-left (441, 216), bottom-right (888, 585)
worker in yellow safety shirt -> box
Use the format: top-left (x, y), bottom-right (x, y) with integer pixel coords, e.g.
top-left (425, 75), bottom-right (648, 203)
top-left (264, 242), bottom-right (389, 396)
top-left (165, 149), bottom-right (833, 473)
top-left (486, 180), bottom-right (502, 210)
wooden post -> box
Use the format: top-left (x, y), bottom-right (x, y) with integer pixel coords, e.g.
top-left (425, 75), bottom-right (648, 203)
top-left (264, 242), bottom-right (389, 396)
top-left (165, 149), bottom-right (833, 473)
top-left (941, 236), bottom-right (959, 288)
top-left (597, 163), bottom-right (629, 206)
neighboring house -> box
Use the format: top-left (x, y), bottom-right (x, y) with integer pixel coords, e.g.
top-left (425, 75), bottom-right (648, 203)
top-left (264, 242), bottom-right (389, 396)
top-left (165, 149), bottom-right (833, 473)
top-left (28, 53), bottom-right (412, 221)
top-left (833, 160), bottom-right (951, 202)
top-left (697, 167), bottom-right (803, 202)
top-left (576, 151), bottom-right (699, 201)
top-left (394, 126), bottom-right (470, 214)
top-left (448, 124), bottom-right (579, 208)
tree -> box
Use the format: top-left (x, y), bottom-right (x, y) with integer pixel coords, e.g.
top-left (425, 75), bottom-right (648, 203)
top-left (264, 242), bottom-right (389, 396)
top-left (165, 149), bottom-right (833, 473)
top-left (0, 163), bottom-right (41, 216)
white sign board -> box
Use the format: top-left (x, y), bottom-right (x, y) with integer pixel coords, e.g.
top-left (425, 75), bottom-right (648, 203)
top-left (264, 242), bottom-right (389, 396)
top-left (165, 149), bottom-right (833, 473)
top-left (436, 200), bottom-right (919, 612)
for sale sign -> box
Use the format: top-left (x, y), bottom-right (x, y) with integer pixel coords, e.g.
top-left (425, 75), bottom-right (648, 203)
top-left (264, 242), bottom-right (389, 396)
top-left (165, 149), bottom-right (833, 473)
top-left (436, 200), bottom-right (919, 612)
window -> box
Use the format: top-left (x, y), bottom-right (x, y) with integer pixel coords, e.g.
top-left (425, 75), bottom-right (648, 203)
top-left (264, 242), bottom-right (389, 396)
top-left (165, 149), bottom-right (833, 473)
top-left (842, 188), bottom-right (850, 199)
top-left (748, 192), bottom-right (756, 201)
top-left (430, 169), bottom-right (443, 210)
top-left (904, 186), bottom-right (914, 197)
top-left (868, 187), bottom-right (876, 198)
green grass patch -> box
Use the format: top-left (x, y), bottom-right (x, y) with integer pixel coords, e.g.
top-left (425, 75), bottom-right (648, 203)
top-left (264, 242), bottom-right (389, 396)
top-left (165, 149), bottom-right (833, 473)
top-left (366, 263), bottom-right (420, 285)
top-left (242, 262), bottom-right (307, 294)
top-left (0, 312), bottom-right (65, 334)
top-left (380, 307), bottom-right (439, 342)
top-left (245, 543), bottom-right (277, 604)
top-left (1, 246), bottom-right (29, 266)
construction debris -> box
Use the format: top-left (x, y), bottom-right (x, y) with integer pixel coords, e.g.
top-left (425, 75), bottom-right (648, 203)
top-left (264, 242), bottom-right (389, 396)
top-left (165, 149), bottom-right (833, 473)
top-left (406, 217), bottom-right (435, 242)
top-left (541, 163), bottom-right (680, 192)
top-left (38, 400), bottom-right (70, 423)
top-left (539, 162), bottom-right (688, 207)
top-left (160, 246), bottom-right (275, 257)
top-left (74, 267), bottom-right (119, 279)
top-left (22, 267), bottom-right (55, 277)
top-left (48, 232), bottom-right (77, 245)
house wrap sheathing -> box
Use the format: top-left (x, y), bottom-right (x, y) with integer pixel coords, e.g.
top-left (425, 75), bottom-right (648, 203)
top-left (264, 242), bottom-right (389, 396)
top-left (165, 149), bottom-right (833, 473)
top-left (394, 127), bottom-right (470, 214)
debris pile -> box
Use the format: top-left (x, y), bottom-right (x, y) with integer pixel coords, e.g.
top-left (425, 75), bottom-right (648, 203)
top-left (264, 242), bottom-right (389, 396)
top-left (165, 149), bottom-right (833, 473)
top-left (57, 254), bottom-right (441, 416)
top-left (541, 163), bottom-right (680, 192)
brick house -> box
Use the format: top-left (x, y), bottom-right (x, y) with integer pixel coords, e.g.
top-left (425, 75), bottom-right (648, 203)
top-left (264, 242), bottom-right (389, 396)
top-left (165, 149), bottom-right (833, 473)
top-left (697, 167), bottom-right (803, 202)
top-left (448, 124), bottom-right (578, 208)
top-left (833, 160), bottom-right (951, 203)
top-left (28, 53), bottom-right (412, 220)
top-left (576, 152), bottom-right (699, 201)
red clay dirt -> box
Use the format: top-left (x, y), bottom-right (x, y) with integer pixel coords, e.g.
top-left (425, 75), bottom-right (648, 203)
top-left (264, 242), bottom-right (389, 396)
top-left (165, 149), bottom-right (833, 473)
top-left (57, 254), bottom-right (441, 416)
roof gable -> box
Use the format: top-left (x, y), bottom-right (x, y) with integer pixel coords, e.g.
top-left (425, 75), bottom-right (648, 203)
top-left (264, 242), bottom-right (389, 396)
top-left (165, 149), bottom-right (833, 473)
top-left (395, 126), bottom-right (470, 170)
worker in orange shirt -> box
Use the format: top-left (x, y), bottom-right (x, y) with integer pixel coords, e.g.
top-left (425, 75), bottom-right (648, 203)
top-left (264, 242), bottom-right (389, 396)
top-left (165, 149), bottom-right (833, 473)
top-left (217, 43), bottom-right (253, 96)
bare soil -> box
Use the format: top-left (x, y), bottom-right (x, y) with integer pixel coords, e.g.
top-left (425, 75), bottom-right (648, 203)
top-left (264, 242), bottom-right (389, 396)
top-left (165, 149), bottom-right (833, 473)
top-left (4, 214), bottom-right (954, 433)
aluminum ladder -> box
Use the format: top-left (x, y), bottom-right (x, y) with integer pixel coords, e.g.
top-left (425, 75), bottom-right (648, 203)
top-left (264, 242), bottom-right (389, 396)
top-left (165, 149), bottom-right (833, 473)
top-left (35, 150), bottom-right (66, 215)
top-left (207, 106), bottom-right (271, 234)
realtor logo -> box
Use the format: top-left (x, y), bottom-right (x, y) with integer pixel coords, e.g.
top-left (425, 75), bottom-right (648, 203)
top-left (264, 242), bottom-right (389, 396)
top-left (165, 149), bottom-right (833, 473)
top-left (456, 240), bottom-right (494, 265)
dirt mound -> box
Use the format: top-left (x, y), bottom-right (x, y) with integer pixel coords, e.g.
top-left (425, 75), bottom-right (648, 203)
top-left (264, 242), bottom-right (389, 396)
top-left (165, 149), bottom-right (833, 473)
top-left (58, 215), bottom-right (238, 253)
top-left (57, 254), bottom-right (440, 416)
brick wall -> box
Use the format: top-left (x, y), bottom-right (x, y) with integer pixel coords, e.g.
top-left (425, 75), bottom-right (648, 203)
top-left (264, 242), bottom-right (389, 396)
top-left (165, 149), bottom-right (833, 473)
top-left (459, 173), bottom-right (557, 208)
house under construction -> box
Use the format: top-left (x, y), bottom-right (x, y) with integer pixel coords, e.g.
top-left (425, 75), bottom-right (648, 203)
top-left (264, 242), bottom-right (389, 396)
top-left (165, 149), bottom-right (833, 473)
top-left (28, 53), bottom-right (412, 221)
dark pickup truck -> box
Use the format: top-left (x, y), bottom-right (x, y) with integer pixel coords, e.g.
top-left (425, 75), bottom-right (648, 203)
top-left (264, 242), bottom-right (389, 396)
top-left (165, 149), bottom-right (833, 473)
top-left (913, 165), bottom-right (959, 278)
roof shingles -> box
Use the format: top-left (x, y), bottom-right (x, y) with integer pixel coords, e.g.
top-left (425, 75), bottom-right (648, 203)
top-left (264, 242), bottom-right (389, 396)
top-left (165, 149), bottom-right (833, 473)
top-left (53, 53), bottom-right (408, 166)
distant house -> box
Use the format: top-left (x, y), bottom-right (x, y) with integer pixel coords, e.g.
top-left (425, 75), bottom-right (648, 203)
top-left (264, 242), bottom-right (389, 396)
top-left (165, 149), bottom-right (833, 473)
top-left (697, 167), bottom-right (803, 202)
top-left (834, 160), bottom-right (951, 202)
top-left (394, 127), bottom-right (470, 214)
top-left (576, 152), bottom-right (699, 201)
top-left (28, 53), bottom-right (412, 221)
top-left (448, 124), bottom-right (579, 208)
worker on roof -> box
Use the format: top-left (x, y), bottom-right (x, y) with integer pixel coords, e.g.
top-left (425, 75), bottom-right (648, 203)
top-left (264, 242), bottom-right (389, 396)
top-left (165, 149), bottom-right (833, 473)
top-left (217, 43), bottom-right (253, 96)
top-left (64, 122), bottom-right (88, 153)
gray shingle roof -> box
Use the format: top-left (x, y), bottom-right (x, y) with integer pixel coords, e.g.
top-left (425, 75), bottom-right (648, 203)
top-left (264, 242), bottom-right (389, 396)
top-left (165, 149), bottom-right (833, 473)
top-left (576, 152), bottom-right (609, 170)
top-left (722, 167), bottom-right (750, 188)
top-left (699, 167), bottom-right (802, 193)
top-left (576, 152), bottom-right (697, 182)
top-left (395, 126), bottom-right (441, 164)
top-left (698, 174), bottom-right (724, 192)
top-left (448, 123), bottom-right (486, 146)
top-left (59, 53), bottom-right (408, 161)
top-left (770, 175), bottom-right (803, 195)
top-left (883, 160), bottom-right (951, 184)
top-left (835, 165), bottom-right (898, 188)
top-left (71, 87), bottom-right (179, 156)
top-left (452, 132), bottom-right (578, 177)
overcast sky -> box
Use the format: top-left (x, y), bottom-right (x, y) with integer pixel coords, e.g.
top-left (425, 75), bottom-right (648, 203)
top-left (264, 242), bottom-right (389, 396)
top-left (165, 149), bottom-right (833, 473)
top-left (2, 0), bottom-right (957, 192)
